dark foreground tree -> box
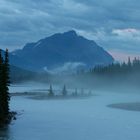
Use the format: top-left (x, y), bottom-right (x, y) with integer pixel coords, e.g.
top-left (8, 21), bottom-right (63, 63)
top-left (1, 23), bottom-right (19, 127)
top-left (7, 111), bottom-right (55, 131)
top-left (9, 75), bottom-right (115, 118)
top-left (0, 49), bottom-right (4, 124)
top-left (0, 49), bottom-right (14, 127)
top-left (2, 49), bottom-right (10, 115)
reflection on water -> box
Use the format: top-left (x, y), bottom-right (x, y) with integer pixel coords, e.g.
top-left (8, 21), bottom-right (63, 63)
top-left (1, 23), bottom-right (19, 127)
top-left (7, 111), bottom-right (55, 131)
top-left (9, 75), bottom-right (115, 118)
top-left (0, 126), bottom-right (12, 140)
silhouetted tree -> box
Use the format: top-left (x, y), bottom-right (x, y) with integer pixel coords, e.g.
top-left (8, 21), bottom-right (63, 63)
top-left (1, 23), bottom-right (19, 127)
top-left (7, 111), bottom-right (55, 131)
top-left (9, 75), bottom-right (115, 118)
top-left (2, 49), bottom-right (10, 114)
top-left (127, 57), bottom-right (131, 68)
top-left (0, 49), bottom-right (4, 124)
top-left (0, 49), bottom-right (10, 125)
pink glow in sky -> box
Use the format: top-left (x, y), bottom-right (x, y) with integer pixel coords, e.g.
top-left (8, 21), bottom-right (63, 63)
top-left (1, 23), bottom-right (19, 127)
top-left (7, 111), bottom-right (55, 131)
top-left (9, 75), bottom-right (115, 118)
top-left (109, 50), bottom-right (140, 62)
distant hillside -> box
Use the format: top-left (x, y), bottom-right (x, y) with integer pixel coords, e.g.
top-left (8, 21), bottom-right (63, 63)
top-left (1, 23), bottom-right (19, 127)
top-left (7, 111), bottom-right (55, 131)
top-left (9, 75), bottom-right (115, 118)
top-left (10, 65), bottom-right (51, 83)
top-left (10, 65), bottom-right (37, 83)
top-left (1, 50), bottom-right (49, 83)
top-left (11, 30), bottom-right (114, 72)
top-left (1, 49), bottom-right (32, 71)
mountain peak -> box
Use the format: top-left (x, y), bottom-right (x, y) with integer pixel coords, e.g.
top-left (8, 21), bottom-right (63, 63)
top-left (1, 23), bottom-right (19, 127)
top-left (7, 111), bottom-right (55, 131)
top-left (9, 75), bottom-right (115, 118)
top-left (63, 30), bottom-right (77, 36)
top-left (12, 30), bottom-right (114, 71)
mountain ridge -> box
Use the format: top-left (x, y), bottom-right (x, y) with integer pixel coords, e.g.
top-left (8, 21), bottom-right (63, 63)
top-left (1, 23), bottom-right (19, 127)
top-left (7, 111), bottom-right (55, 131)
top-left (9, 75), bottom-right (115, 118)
top-left (11, 30), bottom-right (114, 72)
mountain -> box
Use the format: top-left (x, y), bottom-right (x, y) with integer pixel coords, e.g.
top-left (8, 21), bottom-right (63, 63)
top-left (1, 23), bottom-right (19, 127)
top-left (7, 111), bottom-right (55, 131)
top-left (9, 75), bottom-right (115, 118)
top-left (1, 50), bottom-right (36, 82)
top-left (11, 30), bottom-right (114, 72)
top-left (1, 49), bottom-right (32, 70)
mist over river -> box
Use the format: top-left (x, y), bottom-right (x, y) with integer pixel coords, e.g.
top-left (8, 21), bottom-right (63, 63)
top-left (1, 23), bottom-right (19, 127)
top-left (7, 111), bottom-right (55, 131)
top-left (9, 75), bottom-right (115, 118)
top-left (1, 84), bottom-right (140, 140)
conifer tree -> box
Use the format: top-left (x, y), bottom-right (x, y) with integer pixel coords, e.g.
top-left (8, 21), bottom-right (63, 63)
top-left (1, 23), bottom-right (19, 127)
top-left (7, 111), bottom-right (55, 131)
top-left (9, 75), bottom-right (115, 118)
top-left (48, 85), bottom-right (54, 97)
top-left (0, 49), bottom-right (4, 123)
top-left (0, 49), bottom-right (10, 125)
top-left (62, 85), bottom-right (67, 96)
top-left (128, 57), bottom-right (131, 67)
top-left (2, 49), bottom-right (10, 115)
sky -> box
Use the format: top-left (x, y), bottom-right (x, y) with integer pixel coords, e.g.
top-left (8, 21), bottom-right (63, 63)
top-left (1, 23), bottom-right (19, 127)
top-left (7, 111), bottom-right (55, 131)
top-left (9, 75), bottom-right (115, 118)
top-left (0, 0), bottom-right (140, 61)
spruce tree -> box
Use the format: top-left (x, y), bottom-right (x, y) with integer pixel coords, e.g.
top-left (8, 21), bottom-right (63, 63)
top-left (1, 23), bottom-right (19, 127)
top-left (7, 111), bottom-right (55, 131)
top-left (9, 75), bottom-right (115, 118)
top-left (0, 49), bottom-right (10, 125)
top-left (3, 49), bottom-right (10, 115)
top-left (0, 49), bottom-right (4, 123)
top-left (48, 85), bottom-right (54, 97)
top-left (62, 85), bottom-right (67, 96)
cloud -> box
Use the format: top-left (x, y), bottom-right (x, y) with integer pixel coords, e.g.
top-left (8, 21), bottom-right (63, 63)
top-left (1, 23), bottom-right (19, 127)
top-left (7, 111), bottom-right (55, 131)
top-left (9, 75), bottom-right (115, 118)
top-left (75, 28), bottom-right (107, 42)
top-left (109, 49), bottom-right (140, 62)
top-left (0, 0), bottom-right (140, 61)
top-left (112, 28), bottom-right (140, 40)
top-left (44, 62), bottom-right (86, 74)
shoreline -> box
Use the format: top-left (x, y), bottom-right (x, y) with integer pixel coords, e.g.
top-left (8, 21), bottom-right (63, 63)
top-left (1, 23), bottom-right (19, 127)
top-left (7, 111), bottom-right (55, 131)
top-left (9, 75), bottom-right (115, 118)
top-left (10, 92), bottom-right (94, 100)
top-left (108, 102), bottom-right (140, 112)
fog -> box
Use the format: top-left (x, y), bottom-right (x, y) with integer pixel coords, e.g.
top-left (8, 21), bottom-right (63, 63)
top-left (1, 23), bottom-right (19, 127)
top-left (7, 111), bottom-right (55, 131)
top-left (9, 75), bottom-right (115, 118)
top-left (2, 83), bottom-right (139, 140)
top-left (1, 68), bottom-right (140, 140)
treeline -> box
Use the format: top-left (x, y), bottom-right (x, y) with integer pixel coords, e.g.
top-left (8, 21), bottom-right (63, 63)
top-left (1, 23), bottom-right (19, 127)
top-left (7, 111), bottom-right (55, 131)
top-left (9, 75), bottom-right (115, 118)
top-left (72, 57), bottom-right (140, 90)
top-left (47, 85), bottom-right (92, 97)
top-left (89, 57), bottom-right (140, 75)
top-left (85, 57), bottom-right (140, 89)
top-left (0, 49), bottom-right (13, 127)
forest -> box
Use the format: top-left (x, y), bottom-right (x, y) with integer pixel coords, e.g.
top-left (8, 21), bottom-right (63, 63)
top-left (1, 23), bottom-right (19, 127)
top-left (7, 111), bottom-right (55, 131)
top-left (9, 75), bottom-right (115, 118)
top-left (88, 57), bottom-right (140, 89)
